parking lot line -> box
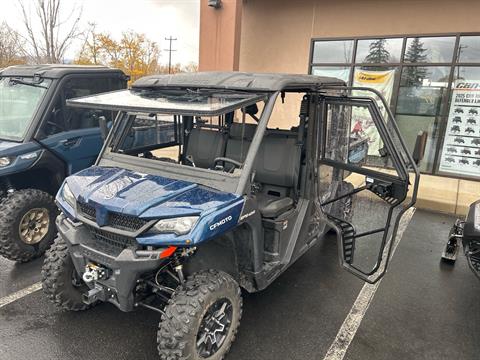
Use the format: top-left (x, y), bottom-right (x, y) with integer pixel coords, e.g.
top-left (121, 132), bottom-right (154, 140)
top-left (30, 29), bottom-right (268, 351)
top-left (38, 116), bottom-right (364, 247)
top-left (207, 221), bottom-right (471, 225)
top-left (0, 282), bottom-right (42, 309)
top-left (323, 208), bottom-right (415, 360)
top-left (323, 276), bottom-right (381, 360)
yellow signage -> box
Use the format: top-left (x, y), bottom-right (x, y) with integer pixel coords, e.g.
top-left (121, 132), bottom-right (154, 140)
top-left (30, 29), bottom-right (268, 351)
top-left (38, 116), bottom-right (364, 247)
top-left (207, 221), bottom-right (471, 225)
top-left (354, 71), bottom-right (392, 84)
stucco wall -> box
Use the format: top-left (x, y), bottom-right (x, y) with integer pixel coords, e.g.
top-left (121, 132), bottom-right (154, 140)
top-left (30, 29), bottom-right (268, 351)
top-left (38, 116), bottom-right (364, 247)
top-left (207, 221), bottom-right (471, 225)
top-left (239, 0), bottom-right (480, 73)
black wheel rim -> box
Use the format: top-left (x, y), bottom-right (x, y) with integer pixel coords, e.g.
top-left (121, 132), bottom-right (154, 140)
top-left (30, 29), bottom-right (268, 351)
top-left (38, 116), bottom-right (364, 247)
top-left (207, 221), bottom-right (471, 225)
top-left (196, 298), bottom-right (233, 358)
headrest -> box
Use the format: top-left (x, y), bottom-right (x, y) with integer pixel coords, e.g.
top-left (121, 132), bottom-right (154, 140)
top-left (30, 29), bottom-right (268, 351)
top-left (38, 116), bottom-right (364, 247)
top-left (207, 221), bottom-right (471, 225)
top-left (229, 123), bottom-right (257, 140)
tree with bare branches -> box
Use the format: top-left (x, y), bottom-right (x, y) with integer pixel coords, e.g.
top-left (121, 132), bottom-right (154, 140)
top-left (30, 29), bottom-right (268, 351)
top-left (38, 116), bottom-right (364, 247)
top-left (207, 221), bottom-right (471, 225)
top-left (0, 22), bottom-right (27, 67)
top-left (19, 0), bottom-right (83, 63)
top-left (76, 23), bottom-right (104, 65)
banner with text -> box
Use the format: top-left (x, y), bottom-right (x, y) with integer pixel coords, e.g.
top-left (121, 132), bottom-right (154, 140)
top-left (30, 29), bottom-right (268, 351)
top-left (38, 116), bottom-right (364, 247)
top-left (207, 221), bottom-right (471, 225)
top-left (439, 80), bottom-right (480, 177)
top-left (352, 69), bottom-right (395, 155)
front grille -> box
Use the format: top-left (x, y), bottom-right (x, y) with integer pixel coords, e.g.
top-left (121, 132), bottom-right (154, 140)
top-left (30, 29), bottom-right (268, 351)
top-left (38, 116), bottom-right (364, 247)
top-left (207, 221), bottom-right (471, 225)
top-left (109, 212), bottom-right (147, 231)
top-left (85, 225), bottom-right (137, 256)
top-left (78, 202), bottom-right (148, 232)
top-left (79, 202), bottom-right (96, 220)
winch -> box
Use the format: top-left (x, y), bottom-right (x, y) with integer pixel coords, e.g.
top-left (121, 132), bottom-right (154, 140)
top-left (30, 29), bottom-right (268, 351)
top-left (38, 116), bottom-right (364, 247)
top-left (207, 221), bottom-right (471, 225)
top-left (82, 263), bottom-right (109, 283)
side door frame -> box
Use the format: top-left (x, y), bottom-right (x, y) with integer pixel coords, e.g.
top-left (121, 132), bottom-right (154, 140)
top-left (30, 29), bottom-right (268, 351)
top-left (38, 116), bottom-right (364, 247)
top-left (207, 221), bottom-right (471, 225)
top-left (318, 86), bottom-right (420, 283)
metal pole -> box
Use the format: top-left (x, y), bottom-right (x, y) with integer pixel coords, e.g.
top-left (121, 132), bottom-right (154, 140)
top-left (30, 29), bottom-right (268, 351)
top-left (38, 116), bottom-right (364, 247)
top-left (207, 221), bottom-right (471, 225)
top-left (164, 36), bottom-right (177, 74)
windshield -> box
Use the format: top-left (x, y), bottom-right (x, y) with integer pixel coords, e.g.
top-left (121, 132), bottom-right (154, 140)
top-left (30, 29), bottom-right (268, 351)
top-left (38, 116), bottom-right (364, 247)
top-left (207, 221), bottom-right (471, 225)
top-left (72, 87), bottom-right (272, 191)
top-left (67, 88), bottom-right (266, 116)
top-left (0, 77), bottom-right (51, 141)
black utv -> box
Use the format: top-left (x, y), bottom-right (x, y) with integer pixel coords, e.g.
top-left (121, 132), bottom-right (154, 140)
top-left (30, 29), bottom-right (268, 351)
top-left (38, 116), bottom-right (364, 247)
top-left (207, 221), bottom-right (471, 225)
top-left (42, 72), bottom-right (420, 359)
top-left (0, 65), bottom-right (127, 262)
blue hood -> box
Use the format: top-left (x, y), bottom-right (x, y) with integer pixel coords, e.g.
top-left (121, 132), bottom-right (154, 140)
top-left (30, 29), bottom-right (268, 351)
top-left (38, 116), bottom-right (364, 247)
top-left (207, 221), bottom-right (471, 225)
top-left (65, 166), bottom-right (241, 219)
top-left (61, 166), bottom-right (245, 246)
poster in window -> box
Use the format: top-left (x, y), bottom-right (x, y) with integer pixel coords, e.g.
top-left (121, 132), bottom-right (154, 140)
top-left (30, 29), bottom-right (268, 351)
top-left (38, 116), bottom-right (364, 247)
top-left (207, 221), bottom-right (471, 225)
top-left (439, 80), bottom-right (480, 177)
top-left (352, 69), bottom-right (395, 155)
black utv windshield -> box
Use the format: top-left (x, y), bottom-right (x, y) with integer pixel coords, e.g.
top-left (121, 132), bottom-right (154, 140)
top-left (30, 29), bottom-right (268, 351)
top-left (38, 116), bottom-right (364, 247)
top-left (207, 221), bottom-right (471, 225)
top-left (0, 77), bottom-right (51, 141)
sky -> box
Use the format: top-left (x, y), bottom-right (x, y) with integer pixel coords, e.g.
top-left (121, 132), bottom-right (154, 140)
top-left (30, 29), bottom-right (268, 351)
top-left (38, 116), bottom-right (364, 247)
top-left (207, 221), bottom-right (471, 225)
top-left (0, 0), bottom-right (200, 65)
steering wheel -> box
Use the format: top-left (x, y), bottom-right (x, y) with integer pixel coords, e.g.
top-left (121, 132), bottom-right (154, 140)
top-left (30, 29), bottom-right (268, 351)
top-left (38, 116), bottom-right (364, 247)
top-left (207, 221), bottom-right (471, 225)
top-left (213, 157), bottom-right (242, 173)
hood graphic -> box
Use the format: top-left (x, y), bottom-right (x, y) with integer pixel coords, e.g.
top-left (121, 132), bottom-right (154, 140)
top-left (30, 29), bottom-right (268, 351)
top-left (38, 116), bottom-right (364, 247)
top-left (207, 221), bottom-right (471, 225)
top-left (65, 166), bottom-right (242, 220)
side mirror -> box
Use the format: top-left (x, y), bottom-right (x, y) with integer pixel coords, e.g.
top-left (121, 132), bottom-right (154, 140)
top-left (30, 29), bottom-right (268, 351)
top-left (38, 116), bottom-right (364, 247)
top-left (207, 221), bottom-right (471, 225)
top-left (98, 116), bottom-right (109, 140)
top-left (413, 131), bottom-right (428, 165)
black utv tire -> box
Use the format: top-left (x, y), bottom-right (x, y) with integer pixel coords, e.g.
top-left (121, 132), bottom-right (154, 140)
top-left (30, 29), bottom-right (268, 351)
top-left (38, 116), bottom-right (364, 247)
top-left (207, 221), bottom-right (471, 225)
top-left (42, 236), bottom-right (90, 311)
top-left (0, 189), bottom-right (57, 262)
top-left (157, 270), bottom-right (242, 360)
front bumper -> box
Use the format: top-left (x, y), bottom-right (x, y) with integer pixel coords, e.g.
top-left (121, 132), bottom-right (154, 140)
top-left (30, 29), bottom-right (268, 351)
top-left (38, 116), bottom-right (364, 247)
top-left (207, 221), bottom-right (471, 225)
top-left (56, 214), bottom-right (165, 312)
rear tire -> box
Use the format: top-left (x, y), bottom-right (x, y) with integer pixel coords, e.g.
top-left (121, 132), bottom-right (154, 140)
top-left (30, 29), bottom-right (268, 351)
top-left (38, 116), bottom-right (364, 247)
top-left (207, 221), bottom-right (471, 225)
top-left (157, 269), bottom-right (242, 360)
top-left (0, 189), bottom-right (57, 262)
top-left (42, 236), bottom-right (90, 311)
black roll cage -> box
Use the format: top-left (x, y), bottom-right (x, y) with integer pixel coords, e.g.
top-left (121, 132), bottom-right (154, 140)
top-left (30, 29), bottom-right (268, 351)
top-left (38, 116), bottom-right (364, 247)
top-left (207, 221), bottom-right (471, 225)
top-left (87, 80), bottom-right (419, 284)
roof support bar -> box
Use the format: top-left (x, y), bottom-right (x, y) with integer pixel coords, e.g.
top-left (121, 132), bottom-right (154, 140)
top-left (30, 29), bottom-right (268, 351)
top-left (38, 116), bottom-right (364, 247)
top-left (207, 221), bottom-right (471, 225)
top-left (235, 92), bottom-right (279, 195)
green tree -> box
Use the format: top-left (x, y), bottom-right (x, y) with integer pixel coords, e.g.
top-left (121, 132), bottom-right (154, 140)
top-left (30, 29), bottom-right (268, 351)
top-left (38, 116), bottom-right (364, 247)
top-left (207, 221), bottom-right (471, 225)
top-left (364, 38), bottom-right (390, 64)
top-left (403, 38), bottom-right (428, 86)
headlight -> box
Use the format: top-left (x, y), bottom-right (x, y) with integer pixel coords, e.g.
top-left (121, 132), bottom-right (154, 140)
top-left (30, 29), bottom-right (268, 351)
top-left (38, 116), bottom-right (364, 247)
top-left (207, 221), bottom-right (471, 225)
top-left (0, 157), bottom-right (11, 167)
top-left (62, 183), bottom-right (76, 208)
top-left (149, 216), bottom-right (198, 236)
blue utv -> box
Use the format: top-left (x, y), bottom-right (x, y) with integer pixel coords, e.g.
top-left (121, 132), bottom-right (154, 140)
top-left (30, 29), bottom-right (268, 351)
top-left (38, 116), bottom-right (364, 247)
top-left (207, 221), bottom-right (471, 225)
top-left (0, 65), bottom-right (127, 262)
top-left (42, 72), bottom-right (421, 359)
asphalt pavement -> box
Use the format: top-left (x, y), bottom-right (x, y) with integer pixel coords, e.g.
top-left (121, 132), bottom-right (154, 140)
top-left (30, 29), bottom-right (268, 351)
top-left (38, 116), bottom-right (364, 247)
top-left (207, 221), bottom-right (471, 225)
top-left (0, 210), bottom-right (479, 360)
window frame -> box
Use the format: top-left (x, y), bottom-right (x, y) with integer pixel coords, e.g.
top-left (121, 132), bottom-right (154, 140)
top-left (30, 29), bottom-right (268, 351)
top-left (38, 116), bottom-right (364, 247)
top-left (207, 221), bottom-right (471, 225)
top-left (309, 32), bottom-right (480, 180)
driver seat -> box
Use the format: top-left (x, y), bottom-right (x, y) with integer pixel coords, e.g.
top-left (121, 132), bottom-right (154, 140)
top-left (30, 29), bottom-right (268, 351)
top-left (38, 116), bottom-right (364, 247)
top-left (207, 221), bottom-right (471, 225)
top-left (185, 127), bottom-right (226, 168)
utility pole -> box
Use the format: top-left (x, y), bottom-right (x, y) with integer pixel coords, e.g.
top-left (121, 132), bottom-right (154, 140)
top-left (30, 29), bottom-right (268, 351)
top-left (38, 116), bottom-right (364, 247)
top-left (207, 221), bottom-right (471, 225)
top-left (164, 36), bottom-right (177, 74)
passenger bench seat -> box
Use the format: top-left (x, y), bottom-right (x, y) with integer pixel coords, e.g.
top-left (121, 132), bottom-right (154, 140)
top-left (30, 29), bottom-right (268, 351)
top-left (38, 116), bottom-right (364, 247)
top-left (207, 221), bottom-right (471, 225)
top-left (254, 134), bottom-right (300, 218)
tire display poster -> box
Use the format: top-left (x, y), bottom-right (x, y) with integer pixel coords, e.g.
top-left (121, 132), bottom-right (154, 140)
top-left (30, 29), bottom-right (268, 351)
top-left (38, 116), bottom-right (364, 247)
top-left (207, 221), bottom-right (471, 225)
top-left (352, 69), bottom-right (395, 155)
top-left (439, 80), bottom-right (480, 177)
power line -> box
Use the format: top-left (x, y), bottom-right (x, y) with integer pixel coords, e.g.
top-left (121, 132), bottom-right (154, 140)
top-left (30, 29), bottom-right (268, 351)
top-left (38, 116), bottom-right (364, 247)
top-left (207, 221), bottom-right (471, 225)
top-left (164, 36), bottom-right (177, 74)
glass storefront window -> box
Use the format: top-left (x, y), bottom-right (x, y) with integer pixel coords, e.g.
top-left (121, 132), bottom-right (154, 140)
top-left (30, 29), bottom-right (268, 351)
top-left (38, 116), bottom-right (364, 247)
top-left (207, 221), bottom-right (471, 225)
top-left (356, 38), bottom-right (403, 64)
top-left (454, 66), bottom-right (480, 80)
top-left (404, 36), bottom-right (456, 63)
top-left (311, 66), bottom-right (350, 82)
top-left (312, 40), bottom-right (354, 63)
top-left (310, 34), bottom-right (480, 178)
top-left (396, 66), bottom-right (451, 172)
top-left (458, 36), bottom-right (480, 63)
top-left (397, 66), bottom-right (450, 115)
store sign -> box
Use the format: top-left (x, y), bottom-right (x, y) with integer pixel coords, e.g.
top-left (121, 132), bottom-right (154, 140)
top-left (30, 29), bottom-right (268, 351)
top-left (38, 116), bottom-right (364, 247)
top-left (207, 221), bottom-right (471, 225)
top-left (439, 80), bottom-right (480, 177)
top-left (352, 69), bottom-right (395, 154)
